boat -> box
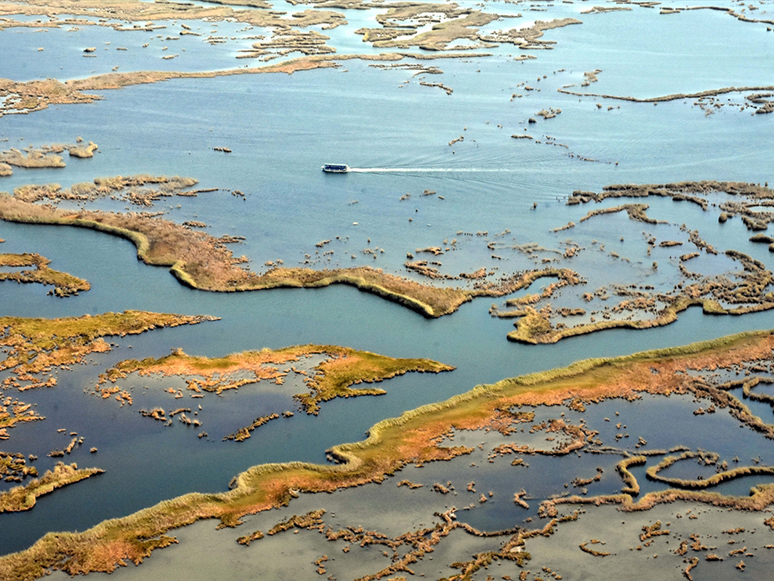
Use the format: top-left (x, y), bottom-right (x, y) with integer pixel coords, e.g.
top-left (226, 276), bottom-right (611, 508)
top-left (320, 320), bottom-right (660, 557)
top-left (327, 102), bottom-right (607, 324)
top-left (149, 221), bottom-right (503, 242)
top-left (322, 163), bottom-right (350, 173)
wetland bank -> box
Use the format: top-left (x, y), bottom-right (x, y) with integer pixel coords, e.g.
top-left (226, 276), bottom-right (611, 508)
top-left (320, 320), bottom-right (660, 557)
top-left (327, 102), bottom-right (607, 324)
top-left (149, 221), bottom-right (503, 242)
top-left (7, 330), bottom-right (774, 579)
top-left (2, 0), bottom-right (774, 578)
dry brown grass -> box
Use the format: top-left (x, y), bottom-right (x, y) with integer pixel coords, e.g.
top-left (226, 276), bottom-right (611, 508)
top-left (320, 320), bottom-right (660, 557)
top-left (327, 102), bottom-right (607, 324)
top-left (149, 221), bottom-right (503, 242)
top-left (98, 344), bottom-right (453, 415)
top-left (0, 252), bottom-right (90, 296)
top-left (2, 330), bottom-right (773, 580)
top-left (0, 148), bottom-right (64, 169)
top-left (0, 310), bottom-right (215, 390)
top-left (0, 463), bottom-right (103, 513)
top-left (508, 252), bottom-right (774, 344)
top-left (0, 194), bottom-right (474, 317)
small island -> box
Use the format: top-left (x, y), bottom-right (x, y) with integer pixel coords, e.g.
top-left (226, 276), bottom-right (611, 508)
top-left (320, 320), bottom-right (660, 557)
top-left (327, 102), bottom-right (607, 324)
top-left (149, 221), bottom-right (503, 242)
top-left (0, 252), bottom-right (90, 296)
top-left (97, 344), bottom-right (454, 416)
top-left (0, 311), bottom-right (217, 391)
top-left (0, 462), bottom-right (103, 513)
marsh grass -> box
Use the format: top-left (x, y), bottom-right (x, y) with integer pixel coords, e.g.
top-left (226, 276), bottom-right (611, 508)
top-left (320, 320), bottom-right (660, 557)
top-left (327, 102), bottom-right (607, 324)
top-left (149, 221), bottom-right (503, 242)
top-left (0, 195), bottom-right (474, 317)
top-left (0, 463), bottom-right (103, 513)
top-left (2, 330), bottom-right (771, 579)
top-left (0, 252), bottom-right (90, 296)
top-left (0, 311), bottom-right (214, 390)
top-left (100, 344), bottom-right (454, 415)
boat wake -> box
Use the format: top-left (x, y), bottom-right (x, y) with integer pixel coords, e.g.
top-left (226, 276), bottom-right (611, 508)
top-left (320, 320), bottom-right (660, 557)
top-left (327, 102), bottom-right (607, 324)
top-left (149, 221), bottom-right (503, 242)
top-left (348, 168), bottom-right (515, 173)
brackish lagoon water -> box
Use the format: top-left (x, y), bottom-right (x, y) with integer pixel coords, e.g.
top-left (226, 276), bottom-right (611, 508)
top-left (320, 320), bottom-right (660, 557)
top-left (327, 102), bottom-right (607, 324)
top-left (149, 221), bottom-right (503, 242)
top-left (2, 0), bottom-right (774, 578)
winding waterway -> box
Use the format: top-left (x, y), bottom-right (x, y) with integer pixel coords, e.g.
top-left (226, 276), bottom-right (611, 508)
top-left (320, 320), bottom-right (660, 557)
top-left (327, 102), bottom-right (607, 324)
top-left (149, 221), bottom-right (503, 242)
top-left (2, 0), bottom-right (774, 577)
